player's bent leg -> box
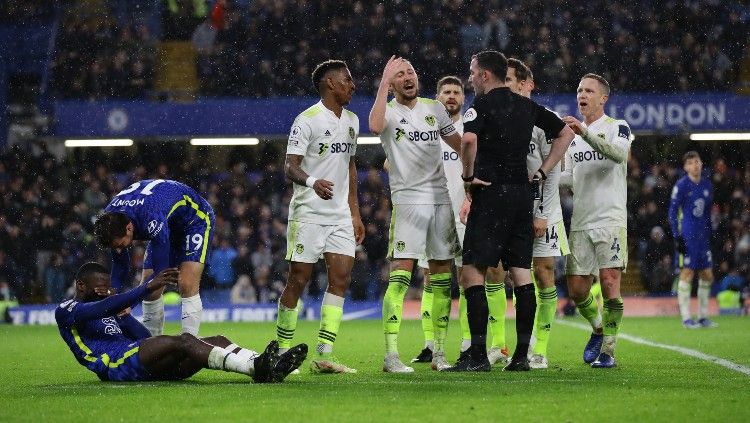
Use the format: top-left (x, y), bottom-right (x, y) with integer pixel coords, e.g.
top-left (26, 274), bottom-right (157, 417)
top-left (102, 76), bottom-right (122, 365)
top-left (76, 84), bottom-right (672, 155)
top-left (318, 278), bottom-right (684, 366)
top-left (278, 261), bottom-right (313, 352)
top-left (178, 261), bottom-right (204, 336)
top-left (309, 253), bottom-right (356, 374)
top-left (567, 274), bottom-right (603, 363)
top-left (531, 257), bottom-right (557, 367)
top-left (382, 259), bottom-right (415, 373)
top-left (140, 268), bottom-right (165, 336)
top-left (485, 264), bottom-right (509, 365)
top-left (593, 268), bottom-right (623, 368)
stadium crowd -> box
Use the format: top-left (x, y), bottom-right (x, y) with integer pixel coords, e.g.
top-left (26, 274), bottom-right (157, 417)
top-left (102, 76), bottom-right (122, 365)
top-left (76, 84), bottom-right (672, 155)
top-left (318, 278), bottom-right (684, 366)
top-left (1, 143), bottom-right (748, 305)
top-left (49, 0), bottom-right (748, 99)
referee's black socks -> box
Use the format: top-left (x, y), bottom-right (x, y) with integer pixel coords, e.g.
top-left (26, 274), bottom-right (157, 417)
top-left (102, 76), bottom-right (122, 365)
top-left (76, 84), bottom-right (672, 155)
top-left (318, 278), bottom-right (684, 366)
top-left (513, 283), bottom-right (537, 360)
top-left (464, 285), bottom-right (489, 360)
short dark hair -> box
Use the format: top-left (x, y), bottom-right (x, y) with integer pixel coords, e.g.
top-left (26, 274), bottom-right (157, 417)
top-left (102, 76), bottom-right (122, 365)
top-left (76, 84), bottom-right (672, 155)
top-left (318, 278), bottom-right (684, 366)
top-left (582, 73), bottom-right (610, 95)
top-left (93, 212), bottom-right (130, 247)
top-left (311, 60), bottom-right (348, 93)
top-left (436, 76), bottom-right (464, 93)
top-left (507, 58), bottom-right (533, 81)
top-left (75, 262), bottom-right (108, 284)
top-left (683, 150), bottom-right (701, 164)
top-left (471, 50), bottom-right (508, 81)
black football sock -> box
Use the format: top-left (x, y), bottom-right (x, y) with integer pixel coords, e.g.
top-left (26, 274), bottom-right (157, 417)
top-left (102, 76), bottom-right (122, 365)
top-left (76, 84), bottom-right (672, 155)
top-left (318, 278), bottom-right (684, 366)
top-left (513, 283), bottom-right (537, 360)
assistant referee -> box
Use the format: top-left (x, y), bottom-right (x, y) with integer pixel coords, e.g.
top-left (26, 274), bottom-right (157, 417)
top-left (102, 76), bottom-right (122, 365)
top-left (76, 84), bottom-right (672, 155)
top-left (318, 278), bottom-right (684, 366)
top-left (449, 50), bottom-right (574, 372)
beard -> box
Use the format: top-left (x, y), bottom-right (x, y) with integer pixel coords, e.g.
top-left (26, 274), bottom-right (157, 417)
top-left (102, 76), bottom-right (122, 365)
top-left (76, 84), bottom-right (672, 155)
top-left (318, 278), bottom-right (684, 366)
top-left (445, 104), bottom-right (462, 116)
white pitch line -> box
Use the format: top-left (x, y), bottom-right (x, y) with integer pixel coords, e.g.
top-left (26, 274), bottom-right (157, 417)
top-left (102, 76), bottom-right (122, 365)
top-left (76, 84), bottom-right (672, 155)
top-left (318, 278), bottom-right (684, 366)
top-left (557, 319), bottom-right (750, 376)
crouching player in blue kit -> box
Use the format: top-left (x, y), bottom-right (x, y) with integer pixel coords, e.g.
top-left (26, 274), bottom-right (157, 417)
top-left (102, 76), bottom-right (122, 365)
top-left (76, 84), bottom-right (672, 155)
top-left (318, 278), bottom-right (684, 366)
top-left (669, 151), bottom-right (717, 328)
top-left (56, 263), bottom-right (307, 382)
top-left (94, 179), bottom-right (213, 336)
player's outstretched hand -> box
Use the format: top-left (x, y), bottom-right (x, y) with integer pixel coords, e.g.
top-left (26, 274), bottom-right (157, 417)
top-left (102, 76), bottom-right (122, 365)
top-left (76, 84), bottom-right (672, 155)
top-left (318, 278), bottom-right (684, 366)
top-left (562, 116), bottom-right (586, 135)
top-left (94, 286), bottom-right (115, 298)
top-left (313, 179), bottom-right (334, 200)
top-left (459, 198), bottom-right (471, 225)
top-left (533, 217), bottom-right (547, 238)
top-left (148, 268), bottom-right (179, 292)
top-left (353, 216), bottom-right (365, 245)
top-left (380, 55), bottom-right (404, 87)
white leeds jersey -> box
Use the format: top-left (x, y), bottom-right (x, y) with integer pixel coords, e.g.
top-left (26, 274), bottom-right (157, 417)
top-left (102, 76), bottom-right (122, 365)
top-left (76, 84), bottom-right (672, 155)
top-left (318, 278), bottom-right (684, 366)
top-left (380, 98), bottom-right (458, 204)
top-left (562, 115), bottom-right (631, 230)
top-left (286, 101), bottom-right (358, 224)
top-left (440, 118), bottom-right (464, 220)
top-left (527, 126), bottom-right (563, 224)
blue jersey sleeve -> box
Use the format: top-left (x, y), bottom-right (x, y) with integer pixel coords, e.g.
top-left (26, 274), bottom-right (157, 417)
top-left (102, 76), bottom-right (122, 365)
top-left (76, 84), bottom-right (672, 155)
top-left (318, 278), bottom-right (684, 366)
top-left (668, 180), bottom-right (684, 237)
top-left (69, 284), bottom-right (150, 325)
top-left (116, 313), bottom-right (152, 340)
top-left (110, 249), bottom-right (131, 292)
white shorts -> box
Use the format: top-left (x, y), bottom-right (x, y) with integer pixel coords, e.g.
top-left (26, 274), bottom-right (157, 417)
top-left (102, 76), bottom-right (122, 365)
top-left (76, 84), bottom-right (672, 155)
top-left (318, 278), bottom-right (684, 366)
top-left (418, 221), bottom-right (465, 269)
top-left (389, 204), bottom-right (461, 262)
top-left (285, 221), bottom-right (355, 263)
top-left (533, 220), bottom-right (570, 258)
top-left (566, 226), bottom-right (628, 276)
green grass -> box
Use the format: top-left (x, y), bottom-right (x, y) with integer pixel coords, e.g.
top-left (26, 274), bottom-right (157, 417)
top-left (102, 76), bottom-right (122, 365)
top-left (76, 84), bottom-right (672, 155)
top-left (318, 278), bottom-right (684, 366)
top-left (3, 316), bottom-right (749, 422)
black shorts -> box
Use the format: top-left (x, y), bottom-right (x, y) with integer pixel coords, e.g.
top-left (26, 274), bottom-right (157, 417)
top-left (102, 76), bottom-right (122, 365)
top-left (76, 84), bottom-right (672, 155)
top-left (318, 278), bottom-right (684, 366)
top-left (462, 183), bottom-right (534, 269)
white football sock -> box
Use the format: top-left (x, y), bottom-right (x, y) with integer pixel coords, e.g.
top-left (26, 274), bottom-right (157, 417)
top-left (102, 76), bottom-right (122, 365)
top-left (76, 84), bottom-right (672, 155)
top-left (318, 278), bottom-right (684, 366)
top-left (678, 280), bottom-right (692, 321)
top-left (424, 340), bottom-right (434, 350)
top-left (226, 343), bottom-right (259, 361)
top-left (460, 339), bottom-right (471, 352)
top-left (142, 297), bottom-right (164, 336)
top-left (207, 347), bottom-right (253, 375)
top-left (181, 294), bottom-right (203, 336)
top-left (697, 280), bottom-right (711, 320)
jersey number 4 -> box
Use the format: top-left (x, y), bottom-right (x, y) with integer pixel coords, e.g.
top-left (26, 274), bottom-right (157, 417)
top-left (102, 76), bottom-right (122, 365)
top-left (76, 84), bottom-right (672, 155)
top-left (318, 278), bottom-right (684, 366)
top-left (115, 180), bottom-right (166, 197)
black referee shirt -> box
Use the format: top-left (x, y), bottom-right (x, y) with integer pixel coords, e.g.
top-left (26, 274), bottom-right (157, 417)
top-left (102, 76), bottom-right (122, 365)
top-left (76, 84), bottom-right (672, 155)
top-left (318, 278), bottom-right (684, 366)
top-left (463, 87), bottom-right (565, 184)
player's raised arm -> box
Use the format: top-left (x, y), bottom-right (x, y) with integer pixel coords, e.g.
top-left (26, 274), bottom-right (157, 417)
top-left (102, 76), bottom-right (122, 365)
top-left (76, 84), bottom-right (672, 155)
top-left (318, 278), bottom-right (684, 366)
top-left (564, 116), bottom-right (631, 164)
top-left (369, 56), bottom-right (402, 135)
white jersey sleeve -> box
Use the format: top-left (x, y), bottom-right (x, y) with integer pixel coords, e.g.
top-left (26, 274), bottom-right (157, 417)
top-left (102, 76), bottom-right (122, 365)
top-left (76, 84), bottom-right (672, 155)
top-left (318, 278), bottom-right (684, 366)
top-left (287, 101), bottom-right (358, 225)
top-left (440, 118), bottom-right (464, 221)
top-left (566, 115), bottom-right (631, 230)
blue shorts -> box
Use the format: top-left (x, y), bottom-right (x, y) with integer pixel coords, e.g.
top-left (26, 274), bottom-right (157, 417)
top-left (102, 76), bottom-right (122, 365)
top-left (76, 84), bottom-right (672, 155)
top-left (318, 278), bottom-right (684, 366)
top-left (676, 238), bottom-right (712, 270)
top-left (144, 198), bottom-right (215, 269)
top-left (100, 342), bottom-right (152, 382)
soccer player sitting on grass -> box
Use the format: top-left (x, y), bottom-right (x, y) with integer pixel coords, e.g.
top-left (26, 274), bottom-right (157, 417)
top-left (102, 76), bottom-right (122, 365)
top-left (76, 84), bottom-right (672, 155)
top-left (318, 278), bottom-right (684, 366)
top-left (56, 262), bottom-right (307, 383)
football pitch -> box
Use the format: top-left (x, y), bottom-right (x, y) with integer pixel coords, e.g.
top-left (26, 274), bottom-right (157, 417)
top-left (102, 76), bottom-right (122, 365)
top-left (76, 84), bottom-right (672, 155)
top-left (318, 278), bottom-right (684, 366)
top-left (4, 316), bottom-right (749, 422)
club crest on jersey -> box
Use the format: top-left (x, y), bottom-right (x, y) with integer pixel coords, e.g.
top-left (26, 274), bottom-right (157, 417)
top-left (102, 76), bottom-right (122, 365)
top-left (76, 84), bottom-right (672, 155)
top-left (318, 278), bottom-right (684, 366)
top-left (396, 240), bottom-right (406, 252)
top-left (295, 244), bottom-right (304, 254)
top-left (395, 128), bottom-right (406, 142)
top-left (318, 143), bottom-right (329, 156)
top-left (425, 115), bottom-right (436, 126)
top-left (349, 127), bottom-right (355, 139)
top-left (463, 108), bottom-right (477, 122)
top-left (147, 220), bottom-right (163, 236)
top-left (597, 133), bottom-right (606, 139)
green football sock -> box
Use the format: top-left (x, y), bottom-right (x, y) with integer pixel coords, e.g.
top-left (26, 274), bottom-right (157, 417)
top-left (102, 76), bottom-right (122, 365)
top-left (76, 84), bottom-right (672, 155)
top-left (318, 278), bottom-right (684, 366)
top-left (486, 281), bottom-right (507, 349)
top-left (317, 292), bottom-right (344, 354)
top-left (602, 297), bottom-right (624, 355)
top-left (420, 284), bottom-right (434, 348)
top-left (276, 301), bottom-right (298, 350)
top-left (383, 270), bottom-right (411, 353)
top-left (575, 292), bottom-right (602, 331)
top-left (590, 281), bottom-right (603, 306)
top-left (532, 286), bottom-right (558, 356)
top-left (430, 273), bottom-right (452, 354)
top-left (458, 288), bottom-right (471, 351)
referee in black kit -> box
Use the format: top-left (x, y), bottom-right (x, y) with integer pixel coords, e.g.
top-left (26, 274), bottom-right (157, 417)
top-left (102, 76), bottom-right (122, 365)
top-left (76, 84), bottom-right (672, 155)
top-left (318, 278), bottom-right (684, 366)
top-left (446, 50), bottom-right (575, 372)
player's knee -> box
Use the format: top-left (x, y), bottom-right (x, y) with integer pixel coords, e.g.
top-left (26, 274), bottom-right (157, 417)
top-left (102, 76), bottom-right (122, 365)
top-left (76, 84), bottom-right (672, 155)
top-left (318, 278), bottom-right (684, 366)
top-left (178, 333), bottom-right (199, 350)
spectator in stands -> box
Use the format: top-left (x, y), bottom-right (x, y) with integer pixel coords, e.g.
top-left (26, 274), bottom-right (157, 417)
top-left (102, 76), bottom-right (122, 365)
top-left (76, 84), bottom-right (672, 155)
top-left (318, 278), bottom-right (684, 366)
top-left (208, 238), bottom-right (239, 288)
top-left (230, 275), bottom-right (257, 304)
